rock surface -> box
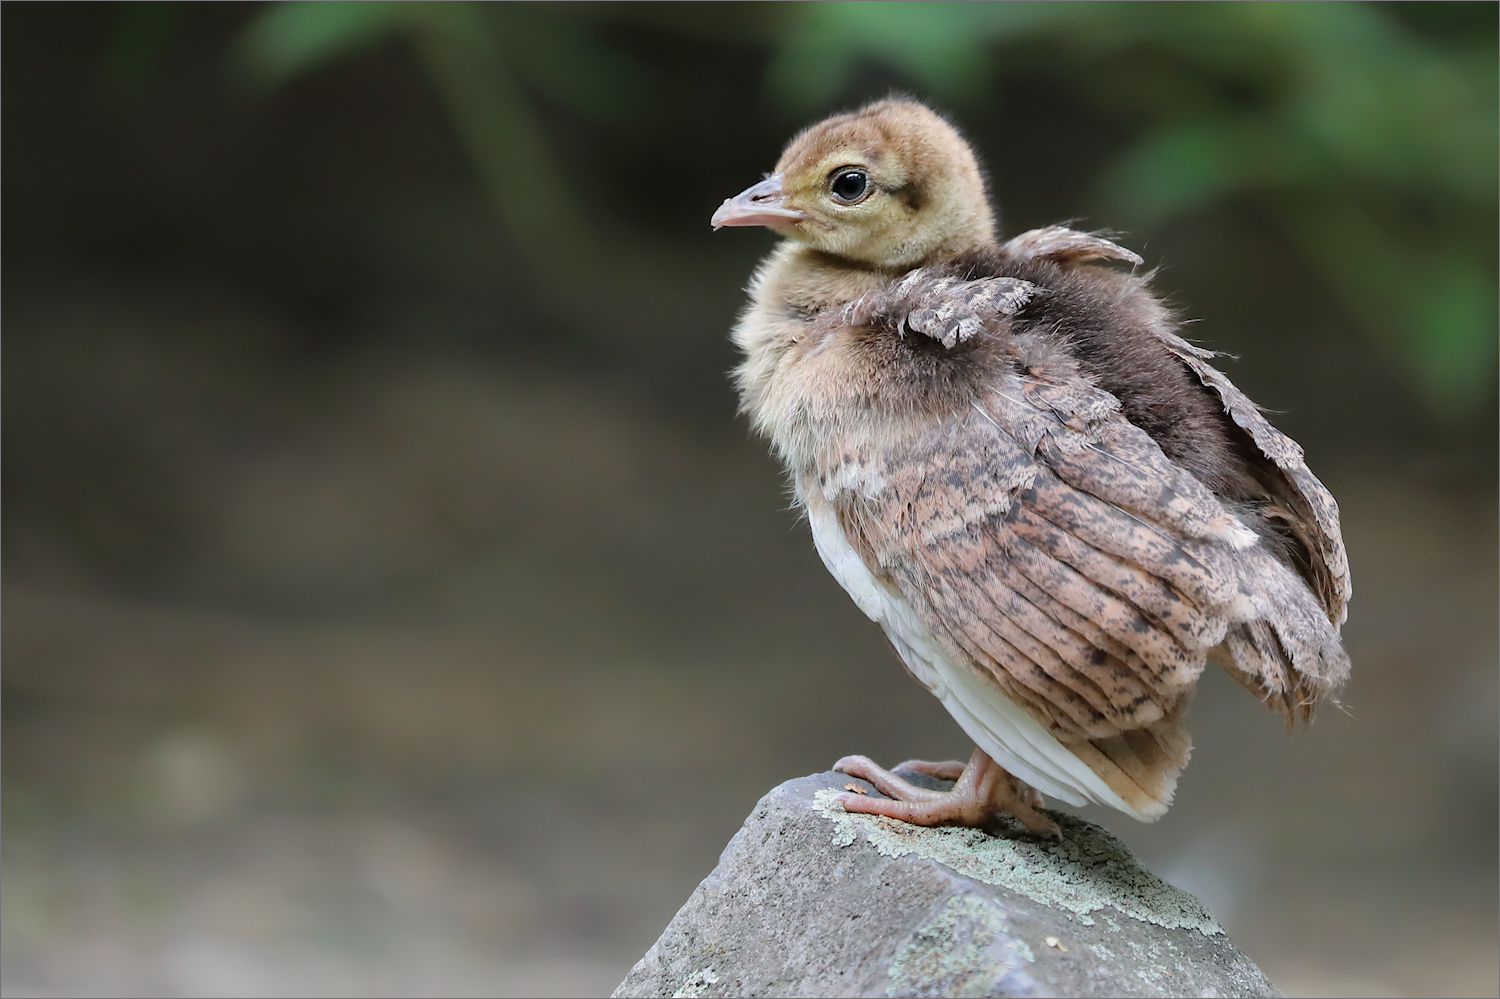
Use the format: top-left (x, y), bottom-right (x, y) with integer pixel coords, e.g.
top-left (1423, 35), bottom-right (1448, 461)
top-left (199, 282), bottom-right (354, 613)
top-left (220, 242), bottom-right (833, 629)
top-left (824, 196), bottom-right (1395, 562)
top-left (613, 771), bottom-right (1281, 998)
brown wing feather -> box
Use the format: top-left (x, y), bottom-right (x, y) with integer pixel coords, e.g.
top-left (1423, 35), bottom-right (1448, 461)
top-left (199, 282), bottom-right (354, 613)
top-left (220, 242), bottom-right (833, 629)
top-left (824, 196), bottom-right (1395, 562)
top-left (838, 370), bottom-right (1245, 730)
top-left (1152, 332), bottom-right (1351, 627)
top-left (1001, 226), bottom-right (1144, 268)
top-left (833, 406), bottom-right (1211, 810)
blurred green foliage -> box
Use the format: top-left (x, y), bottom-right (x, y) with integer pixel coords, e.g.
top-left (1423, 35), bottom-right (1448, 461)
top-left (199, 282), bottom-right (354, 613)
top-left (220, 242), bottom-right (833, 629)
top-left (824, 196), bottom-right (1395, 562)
top-left (228, 2), bottom-right (651, 264)
top-left (156, 2), bottom-right (1497, 420)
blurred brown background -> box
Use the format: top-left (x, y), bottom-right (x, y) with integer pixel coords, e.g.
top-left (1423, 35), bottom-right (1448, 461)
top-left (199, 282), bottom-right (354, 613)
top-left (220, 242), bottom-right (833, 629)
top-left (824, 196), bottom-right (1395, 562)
top-left (3, 4), bottom-right (1496, 998)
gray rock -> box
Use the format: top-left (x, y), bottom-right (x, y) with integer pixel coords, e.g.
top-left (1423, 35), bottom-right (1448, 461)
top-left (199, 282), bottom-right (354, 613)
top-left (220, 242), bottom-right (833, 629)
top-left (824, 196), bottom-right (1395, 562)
top-left (613, 771), bottom-right (1280, 999)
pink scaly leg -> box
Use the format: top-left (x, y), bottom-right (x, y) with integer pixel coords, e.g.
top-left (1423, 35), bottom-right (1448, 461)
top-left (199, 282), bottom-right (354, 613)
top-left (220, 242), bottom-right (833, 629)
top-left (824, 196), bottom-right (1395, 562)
top-left (834, 747), bottom-right (1061, 840)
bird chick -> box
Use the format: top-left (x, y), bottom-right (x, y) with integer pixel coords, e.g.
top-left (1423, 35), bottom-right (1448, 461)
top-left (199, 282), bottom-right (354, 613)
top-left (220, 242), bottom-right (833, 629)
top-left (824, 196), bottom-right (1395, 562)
top-left (714, 99), bottom-right (1350, 836)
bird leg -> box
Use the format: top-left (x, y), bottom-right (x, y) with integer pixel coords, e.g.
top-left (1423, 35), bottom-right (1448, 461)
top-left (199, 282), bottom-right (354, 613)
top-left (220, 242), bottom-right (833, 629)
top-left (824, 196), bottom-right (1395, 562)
top-left (834, 747), bottom-right (1061, 840)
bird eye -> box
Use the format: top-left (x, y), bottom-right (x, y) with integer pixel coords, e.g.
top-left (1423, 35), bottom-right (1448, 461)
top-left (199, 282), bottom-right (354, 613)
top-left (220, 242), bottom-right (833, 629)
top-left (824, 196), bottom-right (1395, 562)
top-left (829, 169), bottom-right (870, 204)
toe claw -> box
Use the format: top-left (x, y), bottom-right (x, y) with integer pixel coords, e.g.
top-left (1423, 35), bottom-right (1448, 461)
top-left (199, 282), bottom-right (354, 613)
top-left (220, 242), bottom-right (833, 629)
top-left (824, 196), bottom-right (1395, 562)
top-left (1030, 815), bottom-right (1064, 842)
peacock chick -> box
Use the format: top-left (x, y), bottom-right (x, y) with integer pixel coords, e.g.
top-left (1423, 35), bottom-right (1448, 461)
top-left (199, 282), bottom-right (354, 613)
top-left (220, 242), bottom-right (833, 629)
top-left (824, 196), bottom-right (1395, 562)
top-left (713, 98), bottom-right (1350, 838)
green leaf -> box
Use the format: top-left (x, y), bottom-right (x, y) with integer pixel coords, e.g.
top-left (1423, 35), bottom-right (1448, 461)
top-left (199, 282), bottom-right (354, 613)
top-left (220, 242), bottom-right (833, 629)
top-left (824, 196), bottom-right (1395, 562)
top-left (491, 6), bottom-right (652, 125)
top-left (1098, 120), bottom-right (1263, 225)
top-left (1277, 194), bottom-right (1497, 421)
top-left (1399, 255), bottom-right (1498, 419)
top-left (401, 4), bottom-right (596, 264)
top-left (228, 1), bottom-right (411, 93)
top-left (766, 2), bottom-right (1024, 111)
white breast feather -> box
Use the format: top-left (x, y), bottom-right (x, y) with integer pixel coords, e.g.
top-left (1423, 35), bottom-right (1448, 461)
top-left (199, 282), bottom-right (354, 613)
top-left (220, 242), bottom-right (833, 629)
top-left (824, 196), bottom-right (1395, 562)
top-left (806, 501), bottom-right (1149, 821)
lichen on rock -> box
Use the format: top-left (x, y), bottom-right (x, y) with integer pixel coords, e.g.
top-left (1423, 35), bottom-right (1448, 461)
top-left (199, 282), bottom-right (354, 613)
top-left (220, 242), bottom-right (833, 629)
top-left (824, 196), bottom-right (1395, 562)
top-left (885, 894), bottom-right (1036, 998)
top-left (811, 787), bottom-right (1223, 935)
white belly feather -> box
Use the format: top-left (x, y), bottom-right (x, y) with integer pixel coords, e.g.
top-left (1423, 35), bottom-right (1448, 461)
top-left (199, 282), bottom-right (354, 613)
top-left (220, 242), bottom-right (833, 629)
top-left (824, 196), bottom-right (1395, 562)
top-left (806, 500), bottom-right (1147, 820)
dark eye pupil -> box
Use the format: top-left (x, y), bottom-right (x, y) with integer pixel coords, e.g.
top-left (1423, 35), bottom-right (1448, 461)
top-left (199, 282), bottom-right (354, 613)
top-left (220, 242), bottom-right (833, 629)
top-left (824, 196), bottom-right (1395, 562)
top-left (832, 171), bottom-right (867, 201)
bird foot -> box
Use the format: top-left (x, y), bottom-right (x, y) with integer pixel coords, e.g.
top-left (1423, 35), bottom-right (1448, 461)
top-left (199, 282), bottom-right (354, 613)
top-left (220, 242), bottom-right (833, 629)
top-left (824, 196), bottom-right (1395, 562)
top-left (834, 747), bottom-right (1060, 840)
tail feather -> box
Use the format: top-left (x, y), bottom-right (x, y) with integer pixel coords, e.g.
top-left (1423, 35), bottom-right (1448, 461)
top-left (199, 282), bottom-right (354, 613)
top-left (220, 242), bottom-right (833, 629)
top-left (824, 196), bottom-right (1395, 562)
top-left (1069, 701), bottom-right (1193, 821)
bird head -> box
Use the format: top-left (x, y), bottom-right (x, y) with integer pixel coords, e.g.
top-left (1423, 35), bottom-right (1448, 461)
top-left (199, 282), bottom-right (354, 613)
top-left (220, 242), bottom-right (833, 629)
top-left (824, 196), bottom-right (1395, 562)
top-left (711, 99), bottom-right (996, 269)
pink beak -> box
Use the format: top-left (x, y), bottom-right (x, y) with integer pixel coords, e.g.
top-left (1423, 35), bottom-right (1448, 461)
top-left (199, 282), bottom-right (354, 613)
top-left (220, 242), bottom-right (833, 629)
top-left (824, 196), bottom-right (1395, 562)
top-left (711, 174), bottom-right (809, 230)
